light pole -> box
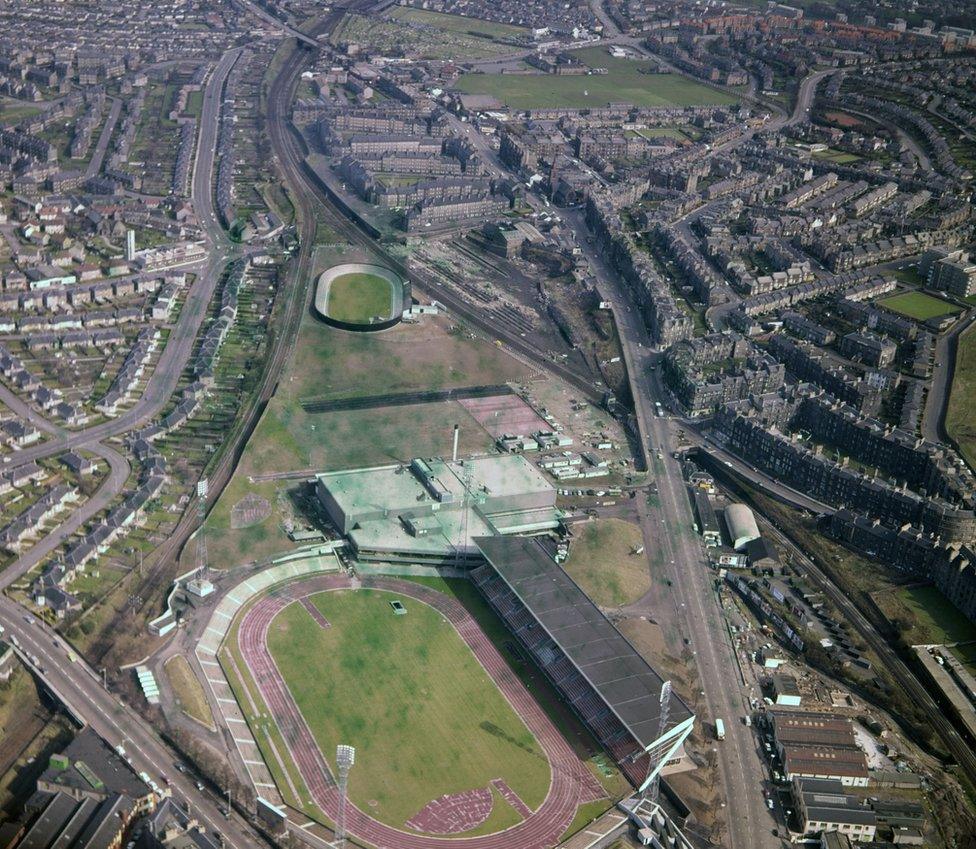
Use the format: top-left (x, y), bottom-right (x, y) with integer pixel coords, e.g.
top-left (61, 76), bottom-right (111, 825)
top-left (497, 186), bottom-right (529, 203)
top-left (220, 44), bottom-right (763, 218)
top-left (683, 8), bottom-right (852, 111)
top-left (335, 744), bottom-right (355, 849)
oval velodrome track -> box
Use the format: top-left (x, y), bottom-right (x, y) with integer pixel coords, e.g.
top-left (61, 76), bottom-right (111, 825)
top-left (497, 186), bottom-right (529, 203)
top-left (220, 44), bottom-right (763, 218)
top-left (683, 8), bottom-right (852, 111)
top-left (236, 574), bottom-right (602, 849)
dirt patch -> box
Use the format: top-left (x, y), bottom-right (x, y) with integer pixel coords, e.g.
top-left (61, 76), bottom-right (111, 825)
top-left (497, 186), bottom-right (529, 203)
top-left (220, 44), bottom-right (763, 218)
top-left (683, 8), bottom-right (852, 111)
top-left (230, 492), bottom-right (273, 529)
top-left (823, 110), bottom-right (863, 129)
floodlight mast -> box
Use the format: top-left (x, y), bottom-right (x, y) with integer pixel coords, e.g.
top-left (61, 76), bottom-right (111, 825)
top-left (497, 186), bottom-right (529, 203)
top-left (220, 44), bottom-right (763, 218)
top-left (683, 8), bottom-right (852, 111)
top-left (335, 744), bottom-right (356, 849)
top-left (196, 478), bottom-right (209, 580)
top-left (648, 680), bottom-right (672, 804)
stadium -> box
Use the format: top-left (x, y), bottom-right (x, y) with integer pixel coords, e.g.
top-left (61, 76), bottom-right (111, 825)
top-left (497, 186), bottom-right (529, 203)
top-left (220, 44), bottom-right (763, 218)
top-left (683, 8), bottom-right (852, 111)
top-left (313, 261), bottom-right (408, 331)
top-left (198, 455), bottom-right (696, 847)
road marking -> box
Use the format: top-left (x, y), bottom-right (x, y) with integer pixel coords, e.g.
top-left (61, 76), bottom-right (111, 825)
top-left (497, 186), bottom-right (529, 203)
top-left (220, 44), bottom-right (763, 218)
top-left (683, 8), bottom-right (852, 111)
top-left (244, 759), bottom-right (265, 766)
top-left (199, 658), bottom-right (220, 667)
top-left (205, 626), bottom-right (224, 637)
top-left (226, 717), bottom-right (246, 724)
top-left (215, 610), bottom-right (232, 620)
top-left (217, 697), bottom-right (238, 705)
top-left (234, 737), bottom-right (255, 745)
top-left (255, 782), bottom-right (276, 789)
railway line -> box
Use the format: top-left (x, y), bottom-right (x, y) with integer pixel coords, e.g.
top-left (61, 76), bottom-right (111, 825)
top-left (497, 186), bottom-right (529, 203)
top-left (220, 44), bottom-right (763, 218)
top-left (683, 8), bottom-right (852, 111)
top-left (757, 513), bottom-right (976, 786)
top-left (266, 34), bottom-right (611, 408)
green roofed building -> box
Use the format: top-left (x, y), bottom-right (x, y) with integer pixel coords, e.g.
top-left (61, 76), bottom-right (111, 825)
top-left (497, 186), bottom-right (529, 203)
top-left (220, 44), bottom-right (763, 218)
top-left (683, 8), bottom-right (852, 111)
top-left (314, 453), bottom-right (559, 563)
top-left (36, 727), bottom-right (153, 809)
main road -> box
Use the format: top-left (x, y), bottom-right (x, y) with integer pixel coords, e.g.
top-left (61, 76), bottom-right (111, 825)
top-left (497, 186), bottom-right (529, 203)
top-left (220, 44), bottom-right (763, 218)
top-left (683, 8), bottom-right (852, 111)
top-left (561, 211), bottom-right (779, 848)
top-left (538, 66), bottom-right (835, 849)
top-left (0, 594), bottom-right (267, 847)
top-left (1, 47), bottom-right (243, 472)
top-left (0, 39), bottom-right (285, 849)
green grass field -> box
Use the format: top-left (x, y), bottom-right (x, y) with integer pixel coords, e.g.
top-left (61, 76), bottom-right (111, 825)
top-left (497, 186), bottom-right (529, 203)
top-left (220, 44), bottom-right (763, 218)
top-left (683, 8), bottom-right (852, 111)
top-left (812, 148), bottom-right (862, 164)
top-left (326, 272), bottom-right (395, 323)
top-left (879, 291), bottom-right (961, 321)
top-left (563, 519), bottom-right (650, 608)
top-left (267, 588), bottom-right (551, 830)
top-left (632, 126), bottom-right (698, 142)
top-left (949, 323), bottom-right (976, 470)
top-left (890, 585), bottom-right (976, 647)
top-left (0, 97), bottom-right (43, 125)
top-left (456, 47), bottom-right (737, 110)
top-left (334, 9), bottom-right (523, 61)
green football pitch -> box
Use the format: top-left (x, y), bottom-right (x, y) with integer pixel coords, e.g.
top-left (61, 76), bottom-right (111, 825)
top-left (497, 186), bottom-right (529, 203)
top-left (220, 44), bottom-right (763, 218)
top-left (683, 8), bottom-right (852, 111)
top-left (879, 291), bottom-right (961, 321)
top-left (326, 272), bottom-right (395, 323)
top-left (267, 588), bottom-right (552, 830)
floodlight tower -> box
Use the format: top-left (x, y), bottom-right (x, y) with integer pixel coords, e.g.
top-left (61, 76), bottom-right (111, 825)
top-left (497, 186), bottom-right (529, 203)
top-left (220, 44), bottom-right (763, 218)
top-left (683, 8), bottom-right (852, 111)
top-left (335, 744), bottom-right (356, 849)
top-left (648, 680), bottom-right (672, 804)
top-left (196, 478), bottom-right (209, 580)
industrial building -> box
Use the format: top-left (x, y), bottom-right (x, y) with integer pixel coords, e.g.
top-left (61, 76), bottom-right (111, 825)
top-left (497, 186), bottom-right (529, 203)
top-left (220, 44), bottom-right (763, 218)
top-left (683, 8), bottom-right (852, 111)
top-left (725, 503), bottom-right (760, 551)
top-left (693, 491), bottom-right (721, 547)
top-left (314, 454), bottom-right (559, 562)
top-left (767, 710), bottom-right (869, 786)
top-left (472, 535), bottom-right (695, 793)
top-left (771, 674), bottom-right (802, 706)
top-left (791, 778), bottom-right (877, 842)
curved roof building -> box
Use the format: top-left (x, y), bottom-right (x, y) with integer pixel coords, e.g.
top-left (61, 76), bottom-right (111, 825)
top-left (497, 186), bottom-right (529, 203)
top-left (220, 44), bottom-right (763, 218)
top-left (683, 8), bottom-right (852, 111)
top-left (725, 503), bottom-right (761, 551)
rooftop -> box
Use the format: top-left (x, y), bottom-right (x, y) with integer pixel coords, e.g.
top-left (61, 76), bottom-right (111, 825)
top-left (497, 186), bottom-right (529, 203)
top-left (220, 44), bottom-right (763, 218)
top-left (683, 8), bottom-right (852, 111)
top-left (38, 727), bottom-right (151, 801)
top-left (475, 534), bottom-right (693, 751)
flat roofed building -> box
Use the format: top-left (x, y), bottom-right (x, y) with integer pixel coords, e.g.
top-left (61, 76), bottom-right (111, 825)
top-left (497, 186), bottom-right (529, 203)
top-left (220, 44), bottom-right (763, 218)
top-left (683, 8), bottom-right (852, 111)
top-left (792, 777), bottom-right (877, 842)
top-left (315, 454), bottom-right (559, 562)
top-left (473, 535), bottom-right (695, 792)
top-left (772, 673), bottom-right (802, 706)
top-left (36, 727), bottom-right (153, 810)
top-left (693, 491), bottom-right (721, 546)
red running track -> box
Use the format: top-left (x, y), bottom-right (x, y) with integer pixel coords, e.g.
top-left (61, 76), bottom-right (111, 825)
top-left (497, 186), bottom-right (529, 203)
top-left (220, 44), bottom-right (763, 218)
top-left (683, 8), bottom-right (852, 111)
top-left (236, 575), bottom-right (596, 849)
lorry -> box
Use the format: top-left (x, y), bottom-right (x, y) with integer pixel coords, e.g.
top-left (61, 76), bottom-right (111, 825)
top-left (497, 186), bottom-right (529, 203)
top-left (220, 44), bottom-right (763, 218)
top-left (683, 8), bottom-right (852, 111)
top-left (715, 718), bottom-right (726, 741)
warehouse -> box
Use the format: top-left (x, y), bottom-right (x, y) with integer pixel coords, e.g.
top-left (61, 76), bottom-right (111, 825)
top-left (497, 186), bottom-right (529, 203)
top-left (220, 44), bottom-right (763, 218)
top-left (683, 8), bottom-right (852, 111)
top-left (767, 710), bottom-right (869, 787)
top-left (783, 746), bottom-right (870, 786)
top-left (693, 491), bottom-right (721, 547)
top-left (314, 454), bottom-right (559, 562)
top-left (791, 778), bottom-right (877, 842)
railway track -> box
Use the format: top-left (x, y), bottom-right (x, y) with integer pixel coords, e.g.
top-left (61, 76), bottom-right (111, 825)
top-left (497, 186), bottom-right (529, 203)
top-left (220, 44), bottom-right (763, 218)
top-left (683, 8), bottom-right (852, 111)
top-left (266, 43), bottom-right (609, 407)
top-left (128, 30), bottom-right (328, 589)
top-left (759, 515), bottom-right (976, 786)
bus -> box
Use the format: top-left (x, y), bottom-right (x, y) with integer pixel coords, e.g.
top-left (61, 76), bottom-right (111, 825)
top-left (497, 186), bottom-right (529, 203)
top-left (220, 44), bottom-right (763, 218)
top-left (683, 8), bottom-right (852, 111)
top-left (715, 718), bottom-right (726, 741)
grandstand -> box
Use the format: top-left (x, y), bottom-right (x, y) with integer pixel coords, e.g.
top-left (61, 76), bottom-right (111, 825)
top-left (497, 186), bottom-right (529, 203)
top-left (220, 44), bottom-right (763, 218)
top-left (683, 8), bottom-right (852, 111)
top-left (473, 535), bottom-right (695, 792)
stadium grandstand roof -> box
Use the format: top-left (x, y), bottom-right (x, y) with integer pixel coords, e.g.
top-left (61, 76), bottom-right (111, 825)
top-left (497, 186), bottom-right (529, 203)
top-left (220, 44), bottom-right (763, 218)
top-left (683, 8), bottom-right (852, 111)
top-left (475, 535), bottom-right (693, 751)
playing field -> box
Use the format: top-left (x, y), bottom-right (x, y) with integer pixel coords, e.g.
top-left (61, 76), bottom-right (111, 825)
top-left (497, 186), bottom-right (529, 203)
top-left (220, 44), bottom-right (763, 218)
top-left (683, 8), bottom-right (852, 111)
top-left (812, 148), bottom-right (862, 164)
top-left (326, 272), bottom-right (395, 323)
top-left (455, 47), bottom-right (737, 110)
top-left (879, 291), bottom-right (961, 321)
top-left (388, 6), bottom-right (527, 39)
top-left (948, 324), bottom-right (976, 470)
top-left (267, 588), bottom-right (551, 830)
